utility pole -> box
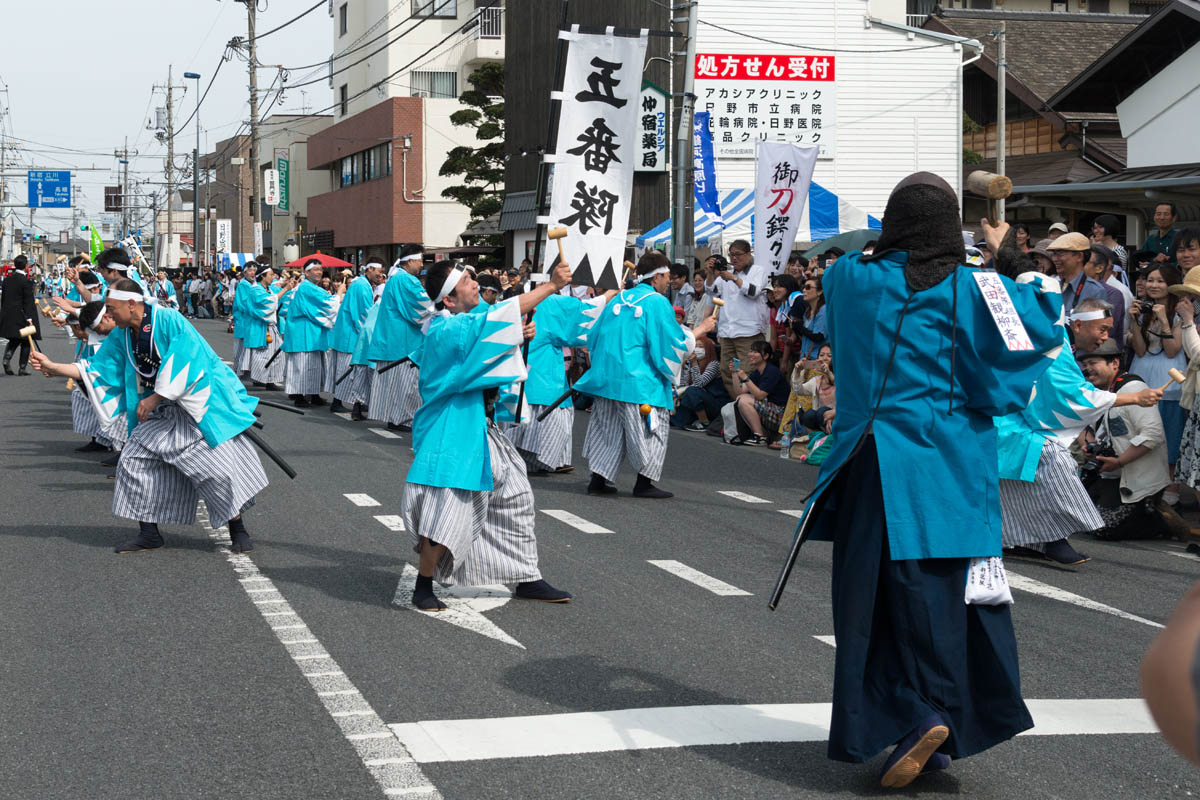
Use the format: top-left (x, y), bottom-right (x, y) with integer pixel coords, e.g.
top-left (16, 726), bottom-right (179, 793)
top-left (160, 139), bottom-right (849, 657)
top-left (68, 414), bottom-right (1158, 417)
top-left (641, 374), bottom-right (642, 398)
top-left (995, 2), bottom-right (1007, 219)
top-left (154, 66), bottom-right (183, 268)
top-left (115, 138), bottom-right (132, 239)
top-left (672, 0), bottom-right (699, 269)
top-left (243, 0), bottom-right (262, 232)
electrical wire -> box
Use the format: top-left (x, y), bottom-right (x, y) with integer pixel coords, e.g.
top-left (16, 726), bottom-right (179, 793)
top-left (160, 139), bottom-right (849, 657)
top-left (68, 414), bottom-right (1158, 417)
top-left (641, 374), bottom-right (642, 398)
top-left (255, 0), bottom-right (325, 39)
top-left (281, 14), bottom-right (438, 90)
top-left (174, 53), bottom-right (230, 137)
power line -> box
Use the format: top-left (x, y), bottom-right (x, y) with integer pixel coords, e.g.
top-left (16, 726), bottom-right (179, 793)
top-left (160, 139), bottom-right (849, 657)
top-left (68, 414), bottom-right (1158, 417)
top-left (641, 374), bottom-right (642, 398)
top-left (256, 0), bottom-right (326, 39)
top-left (283, 15), bottom-right (438, 90)
top-left (280, 4), bottom-right (426, 73)
top-left (174, 52), bottom-right (230, 138)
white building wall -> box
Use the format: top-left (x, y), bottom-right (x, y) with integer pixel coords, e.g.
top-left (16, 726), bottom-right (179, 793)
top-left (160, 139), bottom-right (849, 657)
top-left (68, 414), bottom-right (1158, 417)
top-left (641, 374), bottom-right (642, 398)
top-left (257, 115), bottom-right (336, 220)
top-left (1118, 43), bottom-right (1200, 168)
top-left (420, 100), bottom-right (475, 246)
top-left (699, 0), bottom-right (969, 225)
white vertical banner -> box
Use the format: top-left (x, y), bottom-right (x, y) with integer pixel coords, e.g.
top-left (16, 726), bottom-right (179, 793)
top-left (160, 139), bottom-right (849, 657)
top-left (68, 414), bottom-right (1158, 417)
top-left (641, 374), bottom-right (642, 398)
top-left (264, 169), bottom-right (280, 206)
top-left (545, 27), bottom-right (648, 289)
top-left (753, 141), bottom-right (818, 275)
top-left (216, 219), bottom-right (232, 253)
top-left (253, 222), bottom-right (263, 257)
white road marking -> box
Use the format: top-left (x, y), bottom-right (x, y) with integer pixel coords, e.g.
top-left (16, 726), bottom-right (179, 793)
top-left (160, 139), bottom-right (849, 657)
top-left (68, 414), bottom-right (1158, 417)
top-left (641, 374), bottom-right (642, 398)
top-left (813, 635), bottom-right (837, 648)
top-left (335, 412), bottom-right (353, 422)
top-left (389, 698), bottom-right (1156, 763)
top-left (718, 490), bottom-right (772, 504)
top-left (1167, 550), bottom-right (1200, 562)
top-left (540, 509), bottom-right (613, 534)
top-left (778, 510), bottom-right (805, 519)
top-left (1007, 572), bottom-right (1164, 629)
top-left (392, 564), bottom-right (523, 649)
top-left (196, 502), bottom-right (442, 799)
top-left (647, 560), bottom-right (752, 596)
top-left (372, 428), bottom-right (401, 439)
top-left (344, 493), bottom-right (382, 507)
top-left (375, 515), bottom-right (406, 532)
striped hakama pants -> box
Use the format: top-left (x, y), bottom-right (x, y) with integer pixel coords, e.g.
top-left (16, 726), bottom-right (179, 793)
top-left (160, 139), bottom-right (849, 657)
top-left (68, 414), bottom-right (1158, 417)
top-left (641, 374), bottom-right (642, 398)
top-left (1000, 438), bottom-right (1102, 549)
top-left (368, 360), bottom-right (421, 425)
top-left (505, 404), bottom-right (573, 471)
top-left (583, 397), bottom-right (670, 482)
top-left (249, 324), bottom-right (284, 384)
top-left (402, 424), bottom-right (541, 587)
top-left (326, 351), bottom-right (352, 397)
top-left (334, 362), bottom-right (372, 406)
top-left (232, 338), bottom-right (245, 374)
top-left (112, 404), bottom-right (268, 528)
top-left (71, 387), bottom-right (104, 440)
top-left (234, 338), bottom-right (252, 374)
top-left (284, 350), bottom-right (326, 396)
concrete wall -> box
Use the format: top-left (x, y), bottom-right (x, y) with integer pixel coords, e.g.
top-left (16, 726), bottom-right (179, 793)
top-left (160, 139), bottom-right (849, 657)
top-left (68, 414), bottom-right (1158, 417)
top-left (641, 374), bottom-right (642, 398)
top-left (1118, 43), bottom-right (1200, 168)
top-left (418, 99), bottom-right (474, 247)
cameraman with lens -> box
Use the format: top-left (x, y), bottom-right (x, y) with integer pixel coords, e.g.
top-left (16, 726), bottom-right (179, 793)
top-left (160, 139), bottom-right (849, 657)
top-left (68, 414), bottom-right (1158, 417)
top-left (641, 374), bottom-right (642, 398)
top-left (1077, 340), bottom-right (1182, 540)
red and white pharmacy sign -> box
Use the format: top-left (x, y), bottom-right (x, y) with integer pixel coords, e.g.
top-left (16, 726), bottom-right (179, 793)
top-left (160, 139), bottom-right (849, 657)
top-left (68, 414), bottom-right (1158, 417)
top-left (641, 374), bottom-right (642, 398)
top-left (695, 53), bottom-right (836, 159)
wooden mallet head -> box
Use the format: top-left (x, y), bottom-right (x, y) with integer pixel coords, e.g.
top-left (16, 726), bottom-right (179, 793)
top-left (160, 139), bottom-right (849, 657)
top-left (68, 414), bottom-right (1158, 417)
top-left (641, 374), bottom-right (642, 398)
top-left (1161, 367), bottom-right (1187, 393)
top-left (966, 170), bottom-right (1013, 225)
top-left (548, 226), bottom-right (568, 264)
top-left (19, 324), bottom-right (38, 353)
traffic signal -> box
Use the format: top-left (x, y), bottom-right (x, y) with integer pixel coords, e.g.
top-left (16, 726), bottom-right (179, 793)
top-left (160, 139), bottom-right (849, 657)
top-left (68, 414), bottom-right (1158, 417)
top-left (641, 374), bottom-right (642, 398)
top-left (80, 225), bottom-right (89, 232)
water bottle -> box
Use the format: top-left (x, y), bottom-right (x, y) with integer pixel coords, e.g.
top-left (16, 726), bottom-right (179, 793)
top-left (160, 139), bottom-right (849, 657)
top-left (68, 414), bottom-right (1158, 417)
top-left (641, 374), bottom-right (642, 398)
top-left (779, 431), bottom-right (792, 459)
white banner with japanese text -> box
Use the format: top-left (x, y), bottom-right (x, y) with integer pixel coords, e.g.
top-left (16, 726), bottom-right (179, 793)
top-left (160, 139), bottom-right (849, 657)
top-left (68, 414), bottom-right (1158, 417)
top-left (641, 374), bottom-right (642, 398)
top-left (216, 219), bottom-right (232, 254)
top-left (695, 53), bottom-right (836, 159)
top-left (636, 81), bottom-right (669, 173)
top-left (754, 141), bottom-right (818, 275)
top-left (545, 27), bottom-right (648, 289)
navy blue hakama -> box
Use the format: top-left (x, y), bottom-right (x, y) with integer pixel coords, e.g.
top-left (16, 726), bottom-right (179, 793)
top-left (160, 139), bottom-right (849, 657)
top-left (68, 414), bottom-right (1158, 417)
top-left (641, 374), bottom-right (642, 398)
top-left (824, 437), bottom-right (1034, 762)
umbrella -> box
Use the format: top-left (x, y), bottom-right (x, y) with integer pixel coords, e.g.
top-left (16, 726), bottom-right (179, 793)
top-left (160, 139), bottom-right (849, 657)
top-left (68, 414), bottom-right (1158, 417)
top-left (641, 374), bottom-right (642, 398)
top-left (802, 228), bottom-right (880, 259)
top-left (284, 253), bottom-right (354, 269)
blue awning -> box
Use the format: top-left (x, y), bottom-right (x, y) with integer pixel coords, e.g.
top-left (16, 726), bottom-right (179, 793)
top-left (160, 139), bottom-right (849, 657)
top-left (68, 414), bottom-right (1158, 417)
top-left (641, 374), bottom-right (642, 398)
top-left (219, 252), bottom-right (258, 270)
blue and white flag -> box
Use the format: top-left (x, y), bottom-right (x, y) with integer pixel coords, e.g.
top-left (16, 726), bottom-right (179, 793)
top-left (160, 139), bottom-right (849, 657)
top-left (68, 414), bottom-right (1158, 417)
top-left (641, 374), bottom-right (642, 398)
top-left (693, 112), bottom-right (722, 228)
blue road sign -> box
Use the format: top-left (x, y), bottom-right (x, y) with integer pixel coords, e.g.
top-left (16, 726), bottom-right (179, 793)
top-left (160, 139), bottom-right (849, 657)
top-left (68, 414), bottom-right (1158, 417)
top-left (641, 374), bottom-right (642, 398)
top-left (27, 170), bottom-right (71, 209)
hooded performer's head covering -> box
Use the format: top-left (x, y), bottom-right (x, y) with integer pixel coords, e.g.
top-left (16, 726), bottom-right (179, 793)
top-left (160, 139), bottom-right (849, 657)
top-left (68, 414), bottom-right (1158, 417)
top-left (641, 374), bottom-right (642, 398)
top-left (863, 171), bottom-right (965, 292)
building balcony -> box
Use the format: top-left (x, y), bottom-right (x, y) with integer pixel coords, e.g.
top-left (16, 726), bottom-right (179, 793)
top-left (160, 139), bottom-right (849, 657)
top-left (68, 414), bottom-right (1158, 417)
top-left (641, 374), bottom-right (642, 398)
top-left (463, 6), bottom-right (504, 65)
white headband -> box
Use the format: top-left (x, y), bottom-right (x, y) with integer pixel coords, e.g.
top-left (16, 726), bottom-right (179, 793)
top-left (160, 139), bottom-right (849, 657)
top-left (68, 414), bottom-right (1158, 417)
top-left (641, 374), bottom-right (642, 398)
top-left (636, 266), bottom-right (669, 284)
top-left (1070, 310), bottom-right (1111, 322)
top-left (435, 267), bottom-right (466, 303)
top-left (107, 289), bottom-right (144, 302)
top-left (88, 310), bottom-right (106, 331)
top-left (403, 252), bottom-right (423, 262)
top-left (109, 263), bottom-right (131, 273)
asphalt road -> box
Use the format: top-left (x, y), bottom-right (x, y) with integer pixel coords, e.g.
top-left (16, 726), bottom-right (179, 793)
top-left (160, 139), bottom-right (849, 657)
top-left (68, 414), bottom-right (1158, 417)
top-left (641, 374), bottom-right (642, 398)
top-left (2, 317), bottom-right (1198, 799)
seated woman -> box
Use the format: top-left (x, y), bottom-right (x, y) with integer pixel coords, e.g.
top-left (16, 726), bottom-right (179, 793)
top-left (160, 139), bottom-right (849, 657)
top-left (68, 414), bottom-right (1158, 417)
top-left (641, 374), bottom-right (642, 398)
top-left (671, 332), bottom-right (726, 430)
top-left (796, 343), bottom-right (836, 433)
top-left (731, 341), bottom-right (789, 446)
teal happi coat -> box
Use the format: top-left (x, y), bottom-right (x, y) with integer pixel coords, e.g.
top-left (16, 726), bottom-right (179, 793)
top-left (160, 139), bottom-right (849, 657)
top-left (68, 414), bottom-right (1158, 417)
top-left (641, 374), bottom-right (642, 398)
top-left (525, 292), bottom-right (607, 407)
top-left (232, 278), bottom-right (252, 341)
top-left (281, 280), bottom-right (339, 354)
top-left (152, 278), bottom-right (179, 309)
top-left (406, 298), bottom-right (528, 492)
top-left (995, 322), bottom-right (1115, 482)
top-left (366, 269), bottom-right (433, 365)
top-left (330, 276), bottom-right (374, 354)
top-left (238, 281), bottom-right (281, 349)
top-left (799, 251), bottom-right (1063, 561)
top-left (350, 302), bottom-right (380, 368)
top-left (572, 282), bottom-right (695, 410)
top-left (276, 283), bottom-right (296, 339)
top-left (75, 305), bottom-right (258, 448)
top-left (127, 269), bottom-right (154, 304)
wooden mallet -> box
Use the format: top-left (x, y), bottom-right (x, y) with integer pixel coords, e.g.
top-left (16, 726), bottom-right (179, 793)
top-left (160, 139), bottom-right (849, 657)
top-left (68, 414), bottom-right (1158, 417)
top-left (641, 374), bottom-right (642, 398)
top-left (18, 324), bottom-right (39, 354)
top-left (548, 226), bottom-right (568, 264)
top-left (622, 260), bottom-right (637, 287)
top-left (966, 170), bottom-right (1013, 225)
top-left (1161, 367), bottom-right (1186, 393)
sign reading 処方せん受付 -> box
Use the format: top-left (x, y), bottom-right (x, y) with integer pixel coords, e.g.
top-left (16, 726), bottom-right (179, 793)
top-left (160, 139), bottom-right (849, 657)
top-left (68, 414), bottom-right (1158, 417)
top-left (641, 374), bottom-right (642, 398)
top-left (695, 53), bottom-right (836, 159)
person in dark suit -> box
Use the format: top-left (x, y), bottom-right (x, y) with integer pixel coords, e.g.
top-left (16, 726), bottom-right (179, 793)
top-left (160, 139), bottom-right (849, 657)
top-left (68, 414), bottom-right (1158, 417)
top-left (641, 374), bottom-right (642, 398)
top-left (1, 255), bottom-right (41, 375)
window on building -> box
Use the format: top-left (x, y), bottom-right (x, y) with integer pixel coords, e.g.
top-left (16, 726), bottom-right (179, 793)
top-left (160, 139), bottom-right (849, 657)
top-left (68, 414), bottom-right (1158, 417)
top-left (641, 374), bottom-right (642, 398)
top-left (968, 0), bottom-right (993, 8)
top-left (410, 71), bottom-right (458, 99)
top-left (340, 154), bottom-right (358, 187)
top-left (339, 3), bottom-right (348, 35)
top-left (364, 147), bottom-right (377, 181)
top-left (339, 84), bottom-right (348, 116)
top-left (1088, 0), bottom-right (1111, 11)
top-left (411, 0), bottom-right (457, 17)
top-left (1129, 1), bottom-right (1162, 11)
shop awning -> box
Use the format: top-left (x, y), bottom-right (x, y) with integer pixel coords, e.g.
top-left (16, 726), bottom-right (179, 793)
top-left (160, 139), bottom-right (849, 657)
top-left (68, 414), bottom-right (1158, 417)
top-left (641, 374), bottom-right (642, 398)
top-left (635, 183), bottom-right (881, 250)
top-left (219, 253), bottom-right (258, 270)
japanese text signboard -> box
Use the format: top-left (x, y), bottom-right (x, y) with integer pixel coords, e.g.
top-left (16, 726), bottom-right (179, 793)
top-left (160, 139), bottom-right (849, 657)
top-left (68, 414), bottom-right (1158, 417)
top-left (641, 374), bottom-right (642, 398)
top-left (636, 81), bottom-right (669, 173)
top-left (695, 53), bottom-right (836, 159)
top-left (27, 170), bottom-right (72, 208)
top-left (545, 28), bottom-right (648, 289)
top-left (274, 148), bottom-right (290, 216)
top-left (753, 141), bottom-right (817, 276)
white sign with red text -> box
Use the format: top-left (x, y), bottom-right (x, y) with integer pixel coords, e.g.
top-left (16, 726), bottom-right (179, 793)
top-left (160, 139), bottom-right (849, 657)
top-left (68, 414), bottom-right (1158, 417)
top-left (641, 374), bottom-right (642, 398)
top-left (695, 53), bottom-right (836, 159)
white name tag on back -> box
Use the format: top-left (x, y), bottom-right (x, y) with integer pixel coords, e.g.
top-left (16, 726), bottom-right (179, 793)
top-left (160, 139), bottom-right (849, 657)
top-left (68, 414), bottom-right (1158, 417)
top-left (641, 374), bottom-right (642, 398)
top-left (972, 272), bottom-right (1034, 351)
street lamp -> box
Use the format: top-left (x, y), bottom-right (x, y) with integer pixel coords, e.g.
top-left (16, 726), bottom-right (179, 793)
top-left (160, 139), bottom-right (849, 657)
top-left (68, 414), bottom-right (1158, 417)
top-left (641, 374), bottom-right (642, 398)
top-left (184, 71), bottom-right (201, 270)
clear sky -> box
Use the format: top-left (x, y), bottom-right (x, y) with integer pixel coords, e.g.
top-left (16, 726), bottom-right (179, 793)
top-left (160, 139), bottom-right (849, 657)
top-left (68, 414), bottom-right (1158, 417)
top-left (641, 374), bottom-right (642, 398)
top-left (1, 0), bottom-right (331, 237)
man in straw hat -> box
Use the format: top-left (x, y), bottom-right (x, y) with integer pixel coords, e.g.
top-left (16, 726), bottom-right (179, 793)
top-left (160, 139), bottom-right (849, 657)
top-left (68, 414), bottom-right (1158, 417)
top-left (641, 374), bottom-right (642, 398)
top-left (1047, 232), bottom-right (1108, 318)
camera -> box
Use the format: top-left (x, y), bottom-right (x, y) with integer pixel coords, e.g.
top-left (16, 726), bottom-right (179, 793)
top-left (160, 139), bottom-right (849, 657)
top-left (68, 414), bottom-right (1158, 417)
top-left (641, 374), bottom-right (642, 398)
top-left (1079, 441), bottom-right (1116, 489)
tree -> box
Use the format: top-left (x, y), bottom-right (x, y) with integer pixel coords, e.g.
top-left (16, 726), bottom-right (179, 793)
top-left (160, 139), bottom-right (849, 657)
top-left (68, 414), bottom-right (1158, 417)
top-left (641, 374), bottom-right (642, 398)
top-left (439, 62), bottom-right (505, 230)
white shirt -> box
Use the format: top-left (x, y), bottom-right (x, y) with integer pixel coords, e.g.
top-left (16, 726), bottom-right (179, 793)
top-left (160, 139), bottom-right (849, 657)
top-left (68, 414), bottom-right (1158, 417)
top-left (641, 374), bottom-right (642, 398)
top-left (1106, 274), bottom-right (1134, 313)
top-left (1101, 379), bottom-right (1170, 503)
top-left (709, 263), bottom-right (769, 339)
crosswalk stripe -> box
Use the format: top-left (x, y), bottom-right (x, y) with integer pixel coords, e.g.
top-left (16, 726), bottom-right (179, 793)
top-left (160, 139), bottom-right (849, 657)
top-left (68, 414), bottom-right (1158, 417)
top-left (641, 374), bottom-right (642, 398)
top-left (375, 515), bottom-right (406, 532)
top-left (540, 509), bottom-right (612, 534)
top-left (1006, 572), bottom-right (1164, 629)
top-left (647, 560), bottom-right (752, 596)
top-left (778, 510), bottom-right (804, 519)
top-left (345, 493), bottom-right (381, 507)
top-left (718, 490), bottom-right (772, 504)
top-left (372, 428), bottom-right (401, 439)
top-left (813, 635), bottom-right (837, 648)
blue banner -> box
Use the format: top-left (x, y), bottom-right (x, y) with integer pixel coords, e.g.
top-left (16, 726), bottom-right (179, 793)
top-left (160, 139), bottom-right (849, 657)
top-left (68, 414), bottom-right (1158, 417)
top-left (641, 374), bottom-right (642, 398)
top-left (692, 113), bottom-right (722, 229)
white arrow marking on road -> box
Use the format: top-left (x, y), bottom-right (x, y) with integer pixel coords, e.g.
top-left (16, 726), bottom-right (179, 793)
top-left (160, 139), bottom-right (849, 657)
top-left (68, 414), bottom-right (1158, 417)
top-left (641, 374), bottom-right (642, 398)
top-left (371, 428), bottom-right (401, 439)
top-left (648, 560), bottom-right (752, 596)
top-left (718, 490), bottom-right (772, 504)
top-left (387, 698), bottom-right (1156, 763)
top-left (375, 515), bottom-right (406, 531)
top-left (540, 509), bottom-right (612, 534)
top-left (1006, 572), bottom-right (1164, 628)
top-left (778, 509), bottom-right (805, 519)
top-left (392, 564), bottom-right (524, 649)
top-left (813, 635), bottom-right (837, 648)
top-left (344, 493), bottom-right (381, 507)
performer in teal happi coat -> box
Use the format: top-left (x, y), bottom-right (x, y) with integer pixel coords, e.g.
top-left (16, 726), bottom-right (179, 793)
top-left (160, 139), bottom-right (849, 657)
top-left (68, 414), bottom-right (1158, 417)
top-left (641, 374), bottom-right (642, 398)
top-left (367, 245), bottom-right (433, 431)
top-left (242, 267), bottom-right (294, 390)
top-left (327, 260), bottom-right (386, 414)
top-left (30, 278), bottom-right (268, 556)
top-left (230, 264), bottom-right (258, 376)
top-left (573, 252), bottom-right (716, 498)
top-left (777, 173), bottom-right (1064, 788)
top-left (401, 260), bottom-right (576, 612)
top-left (282, 260), bottom-right (343, 408)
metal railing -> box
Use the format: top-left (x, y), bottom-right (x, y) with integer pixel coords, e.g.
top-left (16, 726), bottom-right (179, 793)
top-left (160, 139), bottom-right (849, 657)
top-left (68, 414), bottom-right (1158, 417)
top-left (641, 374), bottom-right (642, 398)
top-left (906, 13), bottom-right (930, 27)
top-left (479, 6), bottom-right (502, 39)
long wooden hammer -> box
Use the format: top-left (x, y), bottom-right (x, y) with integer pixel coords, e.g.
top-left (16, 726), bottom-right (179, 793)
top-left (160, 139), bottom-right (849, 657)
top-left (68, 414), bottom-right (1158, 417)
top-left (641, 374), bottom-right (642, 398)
top-left (547, 226), bottom-right (568, 265)
top-left (966, 170), bottom-right (1013, 225)
top-left (18, 324), bottom-right (39, 354)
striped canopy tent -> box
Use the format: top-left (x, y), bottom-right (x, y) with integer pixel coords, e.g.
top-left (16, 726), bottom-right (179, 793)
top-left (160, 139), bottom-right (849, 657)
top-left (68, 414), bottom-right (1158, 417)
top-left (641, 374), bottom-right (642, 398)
top-left (635, 182), bottom-right (881, 251)
top-left (219, 252), bottom-right (258, 271)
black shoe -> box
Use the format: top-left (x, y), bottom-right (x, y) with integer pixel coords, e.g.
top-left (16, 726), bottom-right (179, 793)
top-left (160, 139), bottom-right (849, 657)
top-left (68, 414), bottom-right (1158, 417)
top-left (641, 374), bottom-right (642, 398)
top-left (587, 473), bottom-right (618, 496)
top-left (76, 439), bottom-right (108, 453)
top-left (114, 530), bottom-right (164, 554)
top-left (101, 454), bottom-right (119, 468)
top-left (397, 422), bottom-right (412, 433)
top-left (17, 368), bottom-right (29, 376)
top-left (387, 422), bottom-right (405, 432)
top-left (329, 399), bottom-right (347, 413)
top-left (293, 397), bottom-right (312, 408)
top-left (2, 362), bottom-right (11, 376)
top-left (1002, 545), bottom-right (1048, 561)
top-left (514, 579), bottom-right (572, 603)
top-left (252, 381), bottom-right (267, 388)
top-left (308, 395), bottom-right (328, 407)
top-left (350, 402), bottom-right (367, 422)
top-left (633, 484), bottom-right (674, 499)
top-left (413, 586), bottom-right (447, 612)
top-left (262, 383), bottom-right (280, 391)
top-left (1043, 538), bottom-right (1091, 565)
top-left (229, 531), bottom-right (254, 554)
